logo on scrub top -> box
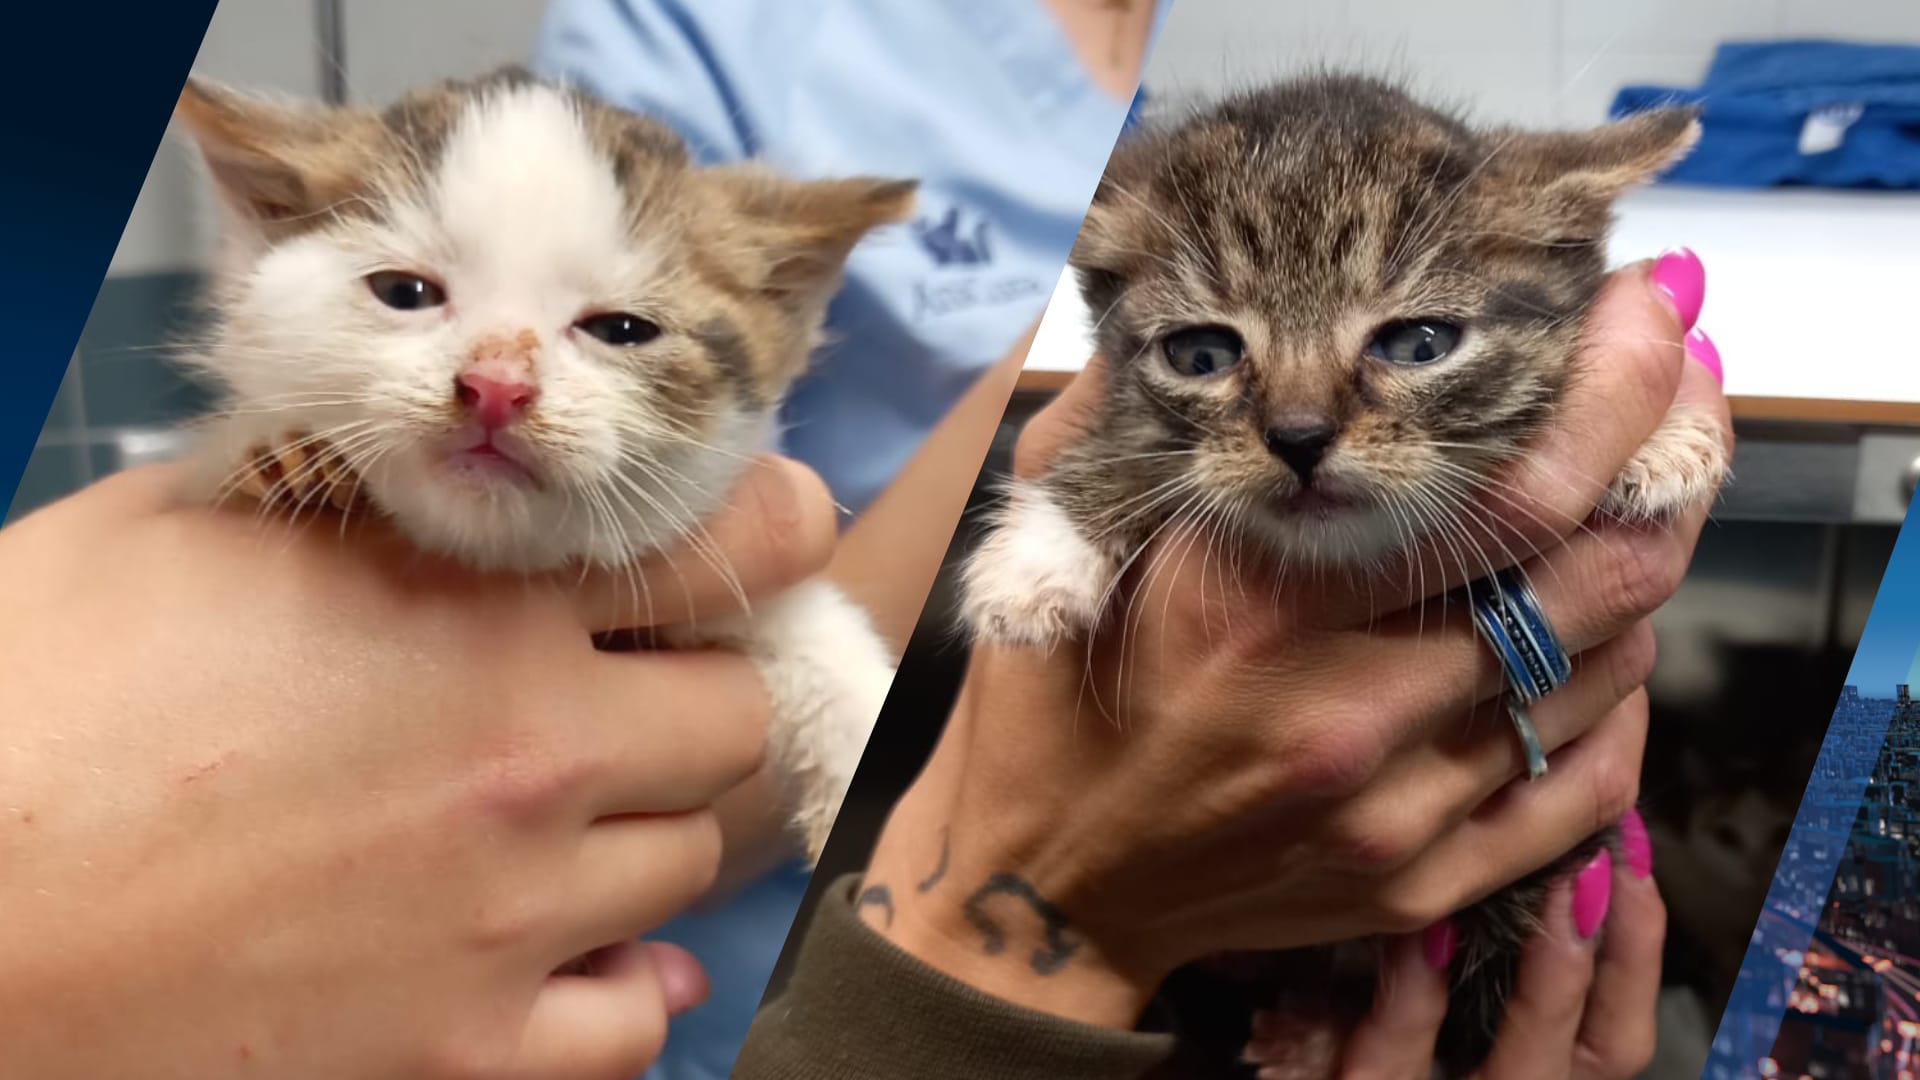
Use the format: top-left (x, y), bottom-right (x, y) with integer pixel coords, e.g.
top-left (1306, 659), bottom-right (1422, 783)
top-left (913, 205), bottom-right (993, 268)
top-left (905, 201), bottom-right (1044, 321)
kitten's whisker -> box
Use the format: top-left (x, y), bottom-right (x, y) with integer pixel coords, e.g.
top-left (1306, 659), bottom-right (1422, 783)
top-left (1421, 472), bottom-right (1568, 599)
top-left (595, 476), bottom-right (695, 623)
top-left (1090, 473), bottom-right (1202, 538)
top-left (590, 483), bottom-right (659, 634)
top-left (604, 465), bottom-right (749, 619)
top-left (1097, 489), bottom-right (1209, 729)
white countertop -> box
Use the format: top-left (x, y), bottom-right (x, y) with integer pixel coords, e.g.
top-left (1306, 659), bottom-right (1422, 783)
top-left (1026, 187), bottom-right (1920, 411)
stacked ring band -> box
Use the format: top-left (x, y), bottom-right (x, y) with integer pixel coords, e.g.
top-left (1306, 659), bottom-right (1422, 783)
top-left (1467, 570), bottom-right (1572, 780)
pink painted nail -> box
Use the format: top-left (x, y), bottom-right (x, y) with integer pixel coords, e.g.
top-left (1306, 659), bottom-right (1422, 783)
top-left (1572, 849), bottom-right (1613, 939)
top-left (1685, 327), bottom-right (1723, 384)
top-left (1620, 808), bottom-right (1654, 880)
top-left (1424, 920), bottom-right (1458, 971)
top-left (1650, 248), bottom-right (1705, 330)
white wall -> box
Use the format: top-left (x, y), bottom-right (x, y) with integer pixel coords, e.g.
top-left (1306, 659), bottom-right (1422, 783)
top-left (109, 0), bottom-right (547, 277)
top-left (1145, 0), bottom-right (1920, 128)
top-left (106, 0), bottom-right (1920, 276)
top-left (342, 0), bottom-right (548, 105)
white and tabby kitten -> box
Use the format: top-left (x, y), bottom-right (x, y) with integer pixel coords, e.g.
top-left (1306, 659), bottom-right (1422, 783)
top-left (171, 67), bottom-right (914, 861)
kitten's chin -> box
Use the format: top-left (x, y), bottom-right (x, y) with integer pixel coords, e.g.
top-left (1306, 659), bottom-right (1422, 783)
top-left (365, 443), bottom-right (744, 576)
top-left (366, 456), bottom-right (621, 574)
top-left (1244, 501), bottom-right (1409, 570)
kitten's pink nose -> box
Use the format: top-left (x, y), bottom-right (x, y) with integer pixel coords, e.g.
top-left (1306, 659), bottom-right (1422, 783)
top-left (456, 372), bottom-right (538, 430)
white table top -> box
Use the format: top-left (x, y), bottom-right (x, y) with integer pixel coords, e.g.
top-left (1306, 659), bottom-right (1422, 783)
top-left (1023, 187), bottom-right (1920, 419)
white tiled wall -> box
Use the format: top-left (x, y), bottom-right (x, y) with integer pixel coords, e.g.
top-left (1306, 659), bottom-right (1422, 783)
top-left (108, 0), bottom-right (1920, 276)
top-left (1147, 0), bottom-right (1920, 128)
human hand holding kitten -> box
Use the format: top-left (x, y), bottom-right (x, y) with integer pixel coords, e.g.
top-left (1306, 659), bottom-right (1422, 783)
top-left (955, 75), bottom-right (1728, 1077)
top-left (169, 68), bottom-right (913, 865)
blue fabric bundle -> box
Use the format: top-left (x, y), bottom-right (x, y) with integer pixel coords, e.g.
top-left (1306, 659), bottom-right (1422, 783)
top-left (1611, 40), bottom-right (1920, 189)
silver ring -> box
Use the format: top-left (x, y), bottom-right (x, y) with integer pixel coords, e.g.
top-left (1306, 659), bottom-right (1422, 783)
top-left (1467, 569), bottom-right (1570, 780)
top-left (1504, 699), bottom-right (1550, 781)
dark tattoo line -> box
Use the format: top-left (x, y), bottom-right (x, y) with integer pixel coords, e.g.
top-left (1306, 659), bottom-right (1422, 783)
top-left (854, 883), bottom-right (895, 929)
top-left (961, 873), bottom-right (1082, 975)
top-left (917, 832), bottom-right (951, 894)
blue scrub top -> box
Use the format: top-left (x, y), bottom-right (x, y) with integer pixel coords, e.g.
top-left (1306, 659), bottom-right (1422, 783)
top-left (533, 1), bottom-right (1163, 1076)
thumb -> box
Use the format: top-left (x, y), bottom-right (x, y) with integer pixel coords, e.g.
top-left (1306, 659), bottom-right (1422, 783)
top-left (1012, 353), bottom-right (1109, 478)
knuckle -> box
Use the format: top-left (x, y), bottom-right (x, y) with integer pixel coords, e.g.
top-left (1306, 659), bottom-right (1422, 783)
top-left (1600, 532), bottom-right (1685, 624)
top-left (1538, 966), bottom-right (1597, 1031)
top-left (1586, 1032), bottom-right (1657, 1080)
top-left (1586, 748), bottom-right (1641, 834)
top-left (1374, 889), bottom-right (1453, 936)
top-left (685, 653), bottom-right (770, 788)
top-left (461, 886), bottom-right (552, 955)
top-left (1647, 890), bottom-right (1670, 943)
top-left (1604, 622), bottom-right (1659, 702)
top-left (1287, 726), bottom-right (1384, 802)
top-left (745, 459), bottom-right (833, 587)
top-left (1326, 804), bottom-right (1422, 875)
top-left (467, 737), bottom-right (589, 824)
top-left (684, 811), bottom-right (728, 892)
top-left (736, 718), bottom-right (771, 786)
top-left (1620, 1042), bottom-right (1659, 1079)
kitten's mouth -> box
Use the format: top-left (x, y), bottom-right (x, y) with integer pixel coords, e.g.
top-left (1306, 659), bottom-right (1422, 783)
top-left (444, 433), bottom-right (544, 490)
top-left (1283, 486), bottom-right (1358, 517)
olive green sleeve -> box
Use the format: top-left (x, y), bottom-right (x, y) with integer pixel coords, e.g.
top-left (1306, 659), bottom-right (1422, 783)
top-left (730, 875), bottom-right (1176, 1080)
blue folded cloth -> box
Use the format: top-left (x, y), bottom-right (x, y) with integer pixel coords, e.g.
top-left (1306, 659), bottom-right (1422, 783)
top-left (1611, 40), bottom-right (1920, 189)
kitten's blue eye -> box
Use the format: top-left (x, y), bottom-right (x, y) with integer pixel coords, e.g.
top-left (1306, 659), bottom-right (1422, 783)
top-left (1367, 320), bottom-right (1463, 366)
top-left (366, 271), bottom-right (446, 311)
top-left (1162, 326), bottom-right (1244, 377)
top-left (577, 313), bottom-right (663, 347)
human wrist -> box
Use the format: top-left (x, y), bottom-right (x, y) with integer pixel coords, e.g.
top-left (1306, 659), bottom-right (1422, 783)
top-left (870, 883), bottom-right (1153, 1030)
top-left (857, 790), bottom-right (1159, 1030)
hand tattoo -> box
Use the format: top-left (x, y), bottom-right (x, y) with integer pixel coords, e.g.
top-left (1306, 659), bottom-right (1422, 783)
top-left (855, 883), bottom-right (895, 929)
top-left (961, 873), bottom-right (1082, 975)
top-left (917, 832), bottom-right (951, 894)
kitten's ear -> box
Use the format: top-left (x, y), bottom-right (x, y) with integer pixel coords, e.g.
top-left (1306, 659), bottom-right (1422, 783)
top-left (1068, 138), bottom-right (1164, 308)
top-left (1070, 189), bottom-right (1142, 278)
top-left (1491, 107), bottom-right (1701, 240)
top-left (174, 77), bottom-right (380, 234)
top-left (707, 168), bottom-right (917, 301)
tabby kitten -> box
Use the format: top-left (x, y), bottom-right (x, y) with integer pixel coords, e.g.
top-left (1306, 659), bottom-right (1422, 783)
top-left (961, 75), bottom-right (1727, 1077)
top-left (171, 67), bottom-right (913, 861)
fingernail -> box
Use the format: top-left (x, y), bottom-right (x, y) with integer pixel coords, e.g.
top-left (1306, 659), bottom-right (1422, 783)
top-left (1685, 327), bottom-right (1723, 384)
top-left (1621, 808), bottom-right (1654, 880)
top-left (1573, 849), bottom-right (1613, 939)
top-left (1650, 247), bottom-right (1704, 330)
top-left (1423, 919), bottom-right (1458, 970)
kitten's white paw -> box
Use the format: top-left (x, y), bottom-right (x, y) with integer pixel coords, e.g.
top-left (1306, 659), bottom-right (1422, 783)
top-left (674, 580), bottom-right (895, 865)
top-left (1600, 404), bottom-right (1729, 523)
top-left (960, 482), bottom-right (1113, 649)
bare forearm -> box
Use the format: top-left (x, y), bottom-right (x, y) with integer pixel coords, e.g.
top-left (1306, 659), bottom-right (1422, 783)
top-left (829, 323), bottom-right (1034, 654)
top-left (708, 326), bottom-right (1036, 889)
